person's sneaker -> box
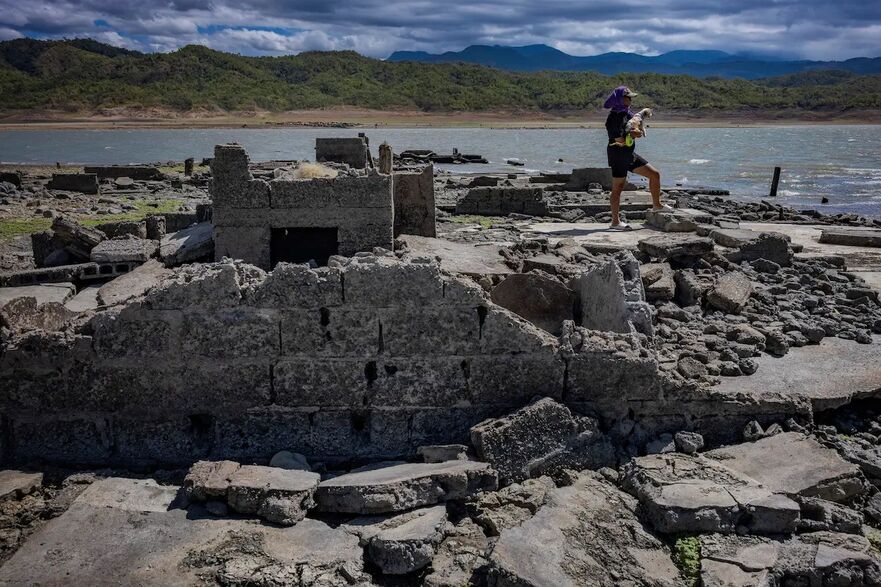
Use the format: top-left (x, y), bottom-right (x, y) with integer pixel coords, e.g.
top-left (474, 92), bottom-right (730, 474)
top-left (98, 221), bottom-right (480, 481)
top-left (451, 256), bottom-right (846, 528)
top-left (609, 222), bottom-right (633, 231)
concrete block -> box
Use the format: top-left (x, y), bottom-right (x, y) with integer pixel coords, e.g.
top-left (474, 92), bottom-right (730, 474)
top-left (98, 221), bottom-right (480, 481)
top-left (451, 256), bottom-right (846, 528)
top-left (181, 308), bottom-right (280, 358)
top-left (377, 306), bottom-right (480, 356)
top-left (315, 137), bottom-right (370, 168)
top-left (819, 227), bottom-right (881, 248)
top-left (159, 222), bottom-right (214, 266)
top-left (343, 258), bottom-right (444, 307)
top-left (210, 178), bottom-right (270, 209)
top-left (90, 238), bottom-right (157, 264)
top-left (48, 173), bottom-right (98, 194)
top-left (467, 351), bottom-right (565, 405)
top-left (394, 165), bottom-right (436, 237)
top-left (565, 167), bottom-right (613, 191)
top-left (248, 264), bottom-right (343, 308)
top-left (280, 308), bottom-right (379, 356)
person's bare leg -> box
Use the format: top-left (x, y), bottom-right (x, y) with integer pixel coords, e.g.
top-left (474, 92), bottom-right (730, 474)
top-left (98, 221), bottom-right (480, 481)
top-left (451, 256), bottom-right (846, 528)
top-left (632, 164), bottom-right (663, 209)
top-left (610, 177), bottom-right (626, 225)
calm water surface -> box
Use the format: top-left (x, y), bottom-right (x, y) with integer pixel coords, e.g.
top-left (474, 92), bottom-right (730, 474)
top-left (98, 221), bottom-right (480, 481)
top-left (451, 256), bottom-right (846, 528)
top-left (1, 126), bottom-right (879, 217)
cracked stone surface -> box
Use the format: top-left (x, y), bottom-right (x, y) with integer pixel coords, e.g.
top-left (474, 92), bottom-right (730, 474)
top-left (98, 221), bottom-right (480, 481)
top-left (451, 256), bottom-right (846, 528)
top-left (621, 452), bottom-right (800, 535)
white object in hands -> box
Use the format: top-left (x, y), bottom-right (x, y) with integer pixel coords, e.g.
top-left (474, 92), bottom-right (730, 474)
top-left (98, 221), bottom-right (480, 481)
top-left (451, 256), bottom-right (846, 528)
top-left (626, 108), bottom-right (653, 137)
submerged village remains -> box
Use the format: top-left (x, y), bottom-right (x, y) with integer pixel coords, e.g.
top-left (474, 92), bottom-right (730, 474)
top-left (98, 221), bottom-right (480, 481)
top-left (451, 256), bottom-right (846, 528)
top-left (1, 134), bottom-right (881, 586)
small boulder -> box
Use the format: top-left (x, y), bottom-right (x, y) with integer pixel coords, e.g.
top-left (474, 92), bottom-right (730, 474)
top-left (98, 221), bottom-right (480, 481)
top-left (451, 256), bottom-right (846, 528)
top-left (675, 431), bottom-right (705, 454)
top-left (470, 397), bottom-right (614, 485)
top-left (707, 272), bottom-right (753, 314)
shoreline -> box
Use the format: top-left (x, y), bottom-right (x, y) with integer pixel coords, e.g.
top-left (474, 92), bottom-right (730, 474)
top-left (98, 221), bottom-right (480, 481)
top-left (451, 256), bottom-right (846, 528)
top-left (1, 108), bottom-right (879, 130)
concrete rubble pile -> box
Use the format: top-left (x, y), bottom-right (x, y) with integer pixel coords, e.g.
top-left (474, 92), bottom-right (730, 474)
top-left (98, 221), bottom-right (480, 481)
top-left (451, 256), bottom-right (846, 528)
top-left (1, 140), bottom-right (881, 585)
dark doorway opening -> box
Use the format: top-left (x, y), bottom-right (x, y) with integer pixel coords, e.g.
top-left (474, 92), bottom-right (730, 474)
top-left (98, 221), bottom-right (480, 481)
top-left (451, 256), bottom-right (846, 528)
top-left (270, 227), bottom-right (338, 268)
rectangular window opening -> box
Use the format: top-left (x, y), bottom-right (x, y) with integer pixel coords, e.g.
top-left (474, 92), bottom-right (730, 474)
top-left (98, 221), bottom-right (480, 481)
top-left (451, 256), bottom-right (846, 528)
top-left (270, 227), bottom-right (339, 269)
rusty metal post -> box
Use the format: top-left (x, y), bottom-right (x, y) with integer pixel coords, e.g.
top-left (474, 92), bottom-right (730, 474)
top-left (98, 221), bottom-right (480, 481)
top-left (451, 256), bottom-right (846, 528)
top-left (769, 166), bottom-right (781, 197)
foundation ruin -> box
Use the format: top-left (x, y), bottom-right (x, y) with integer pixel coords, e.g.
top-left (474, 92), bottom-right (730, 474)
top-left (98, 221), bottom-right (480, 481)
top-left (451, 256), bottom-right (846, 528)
top-left (211, 144), bottom-right (395, 269)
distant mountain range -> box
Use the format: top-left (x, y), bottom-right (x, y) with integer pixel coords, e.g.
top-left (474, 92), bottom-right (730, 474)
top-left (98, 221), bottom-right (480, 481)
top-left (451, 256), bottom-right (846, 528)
top-left (1, 38), bottom-right (880, 115)
top-left (387, 45), bottom-right (881, 80)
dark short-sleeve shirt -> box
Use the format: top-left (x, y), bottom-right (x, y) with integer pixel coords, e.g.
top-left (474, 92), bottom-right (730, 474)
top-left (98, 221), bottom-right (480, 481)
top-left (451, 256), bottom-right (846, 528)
top-left (605, 110), bottom-right (633, 149)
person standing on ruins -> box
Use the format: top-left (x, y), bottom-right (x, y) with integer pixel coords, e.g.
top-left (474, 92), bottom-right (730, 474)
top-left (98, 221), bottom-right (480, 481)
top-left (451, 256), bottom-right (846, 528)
top-left (603, 85), bottom-right (670, 230)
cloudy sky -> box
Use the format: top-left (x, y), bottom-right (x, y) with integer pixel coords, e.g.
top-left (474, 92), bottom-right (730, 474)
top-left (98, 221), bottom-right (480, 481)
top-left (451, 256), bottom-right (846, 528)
top-left (0, 0), bottom-right (879, 60)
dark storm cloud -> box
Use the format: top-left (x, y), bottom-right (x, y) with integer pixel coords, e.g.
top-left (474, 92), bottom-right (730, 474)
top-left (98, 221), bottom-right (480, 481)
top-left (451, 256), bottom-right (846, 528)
top-left (1, 0), bottom-right (879, 59)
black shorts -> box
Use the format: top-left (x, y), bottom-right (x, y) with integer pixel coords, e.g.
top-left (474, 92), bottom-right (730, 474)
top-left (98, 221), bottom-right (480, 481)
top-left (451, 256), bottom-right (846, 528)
top-left (607, 147), bottom-right (648, 179)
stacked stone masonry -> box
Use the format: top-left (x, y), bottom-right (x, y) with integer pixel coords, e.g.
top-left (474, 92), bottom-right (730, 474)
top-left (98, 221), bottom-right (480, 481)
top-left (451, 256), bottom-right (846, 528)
top-left (0, 255), bottom-right (807, 468)
top-left (211, 144), bottom-right (394, 269)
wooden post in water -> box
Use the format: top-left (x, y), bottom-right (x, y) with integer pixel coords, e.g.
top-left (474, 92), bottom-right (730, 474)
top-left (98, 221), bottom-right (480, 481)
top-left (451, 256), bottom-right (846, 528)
top-left (769, 166), bottom-right (781, 197)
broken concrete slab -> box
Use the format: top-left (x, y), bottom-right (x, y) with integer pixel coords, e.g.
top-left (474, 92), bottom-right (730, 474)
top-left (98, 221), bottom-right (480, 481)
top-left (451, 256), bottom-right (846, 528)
top-left (76, 477), bottom-right (181, 512)
top-left (90, 238), bottom-right (158, 264)
top-left (489, 473), bottom-right (681, 586)
top-left (64, 284), bottom-right (102, 313)
top-left (315, 460), bottom-right (498, 514)
top-left (700, 532), bottom-right (881, 587)
top-left (819, 227), bottom-right (881, 248)
top-left (707, 271), bottom-right (753, 314)
top-left (423, 519), bottom-right (490, 587)
top-left (725, 232), bottom-right (794, 267)
top-left (159, 221), bottom-right (213, 266)
top-left (226, 465), bottom-right (320, 526)
top-left (186, 461), bottom-right (319, 525)
top-left (714, 335), bottom-right (881, 412)
top-left (709, 227), bottom-right (765, 248)
top-left (0, 295), bottom-right (77, 332)
top-left (622, 453), bottom-right (800, 535)
top-left (466, 475), bottom-right (556, 535)
top-left (346, 505), bottom-right (448, 575)
top-left (184, 460), bottom-right (241, 501)
top-left (706, 433), bottom-right (864, 503)
top-left (645, 208), bottom-right (712, 232)
top-left (638, 233), bottom-right (714, 260)
top-left (0, 470), bottom-right (43, 500)
top-left (52, 216), bottom-right (105, 260)
top-left (96, 259), bottom-right (173, 306)
top-left (642, 262), bottom-right (676, 301)
top-left (0, 282), bottom-right (76, 309)
top-left (399, 235), bottom-right (513, 276)
top-left (470, 397), bottom-right (614, 485)
top-left (490, 272), bottom-right (574, 335)
top-left (0, 477), bottom-right (367, 586)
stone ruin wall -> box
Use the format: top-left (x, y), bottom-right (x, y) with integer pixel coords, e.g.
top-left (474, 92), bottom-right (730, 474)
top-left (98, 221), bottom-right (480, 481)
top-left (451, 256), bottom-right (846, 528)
top-left (0, 257), bottom-right (803, 468)
top-left (211, 144), bottom-right (394, 269)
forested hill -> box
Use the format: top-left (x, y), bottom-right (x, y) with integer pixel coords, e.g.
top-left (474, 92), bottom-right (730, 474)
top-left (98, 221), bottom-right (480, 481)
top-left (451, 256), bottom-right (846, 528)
top-left (1, 38), bottom-right (880, 113)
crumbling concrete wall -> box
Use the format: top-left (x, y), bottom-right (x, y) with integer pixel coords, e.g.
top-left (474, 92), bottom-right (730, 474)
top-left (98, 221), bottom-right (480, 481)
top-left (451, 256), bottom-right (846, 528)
top-left (0, 253), bottom-right (740, 468)
top-left (393, 165), bottom-right (436, 237)
top-left (47, 174), bottom-right (98, 194)
top-left (455, 187), bottom-right (548, 217)
top-left (565, 168), bottom-right (613, 191)
top-left (83, 166), bottom-right (163, 181)
top-left (211, 144), bottom-right (394, 269)
top-left (315, 137), bottom-right (370, 169)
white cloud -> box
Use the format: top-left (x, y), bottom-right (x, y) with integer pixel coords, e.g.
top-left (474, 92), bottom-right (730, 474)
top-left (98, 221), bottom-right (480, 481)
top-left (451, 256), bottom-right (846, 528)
top-left (0, 0), bottom-right (878, 60)
top-left (0, 26), bottom-right (23, 40)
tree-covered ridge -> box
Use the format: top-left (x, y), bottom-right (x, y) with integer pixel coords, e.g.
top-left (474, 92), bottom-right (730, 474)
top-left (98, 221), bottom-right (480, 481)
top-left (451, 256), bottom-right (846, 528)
top-left (1, 38), bottom-right (880, 113)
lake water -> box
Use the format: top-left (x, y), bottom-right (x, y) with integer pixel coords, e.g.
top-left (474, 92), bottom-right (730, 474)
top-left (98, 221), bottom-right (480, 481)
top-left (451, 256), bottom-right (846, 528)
top-left (1, 125), bottom-right (879, 217)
